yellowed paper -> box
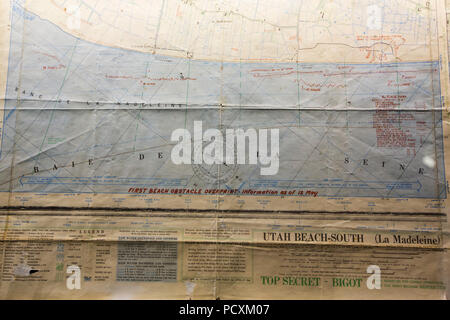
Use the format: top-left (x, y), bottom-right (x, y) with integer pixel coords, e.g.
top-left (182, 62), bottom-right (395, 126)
top-left (0, 0), bottom-right (449, 300)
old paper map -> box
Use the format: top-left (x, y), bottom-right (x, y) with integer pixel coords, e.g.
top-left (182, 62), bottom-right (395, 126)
top-left (0, 0), bottom-right (449, 299)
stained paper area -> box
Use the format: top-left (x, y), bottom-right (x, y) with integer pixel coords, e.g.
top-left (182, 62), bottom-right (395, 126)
top-left (0, 0), bottom-right (449, 299)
